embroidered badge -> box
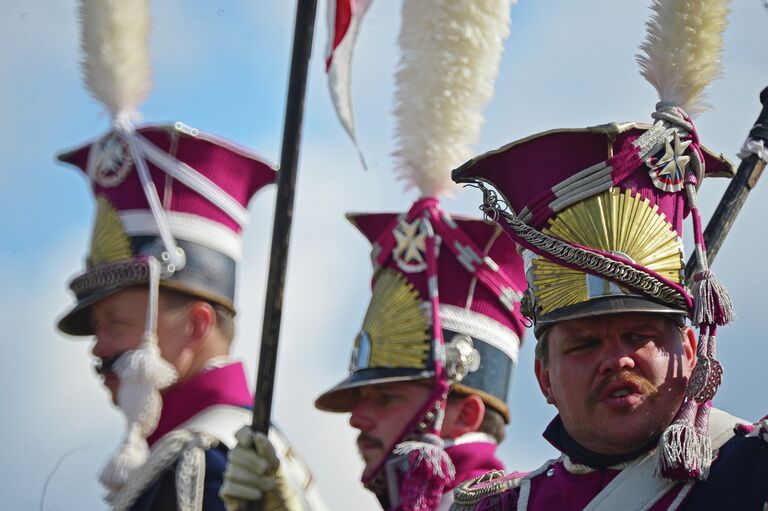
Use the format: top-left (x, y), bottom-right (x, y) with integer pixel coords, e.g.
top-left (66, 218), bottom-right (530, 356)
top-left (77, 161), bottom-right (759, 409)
top-left (88, 132), bottom-right (134, 188)
top-left (646, 131), bottom-right (691, 192)
top-left (452, 470), bottom-right (516, 509)
top-left (393, 217), bottom-right (430, 273)
top-left (444, 334), bottom-right (481, 383)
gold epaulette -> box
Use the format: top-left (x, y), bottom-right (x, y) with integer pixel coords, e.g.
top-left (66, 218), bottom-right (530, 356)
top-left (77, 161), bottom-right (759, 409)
top-left (450, 469), bottom-right (519, 511)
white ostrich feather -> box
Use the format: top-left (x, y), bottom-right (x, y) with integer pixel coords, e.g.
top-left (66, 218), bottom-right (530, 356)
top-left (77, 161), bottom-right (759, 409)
top-left (79, 0), bottom-right (152, 119)
top-left (636, 0), bottom-right (730, 117)
top-left (393, 0), bottom-right (514, 197)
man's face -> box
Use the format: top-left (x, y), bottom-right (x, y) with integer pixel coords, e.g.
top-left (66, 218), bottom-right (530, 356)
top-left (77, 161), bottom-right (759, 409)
top-left (89, 288), bottom-right (191, 404)
top-left (348, 381), bottom-right (432, 478)
top-left (535, 313), bottom-right (696, 456)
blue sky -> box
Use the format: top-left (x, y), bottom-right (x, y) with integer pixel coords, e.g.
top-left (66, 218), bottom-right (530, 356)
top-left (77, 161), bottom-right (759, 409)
top-left (2, 1), bottom-right (766, 509)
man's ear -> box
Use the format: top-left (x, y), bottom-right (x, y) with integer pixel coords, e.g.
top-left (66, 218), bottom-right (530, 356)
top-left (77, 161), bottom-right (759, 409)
top-left (186, 301), bottom-right (216, 347)
top-left (534, 360), bottom-right (555, 405)
top-left (450, 394), bottom-right (485, 438)
top-left (682, 326), bottom-right (697, 374)
top-left (443, 394), bottom-right (485, 438)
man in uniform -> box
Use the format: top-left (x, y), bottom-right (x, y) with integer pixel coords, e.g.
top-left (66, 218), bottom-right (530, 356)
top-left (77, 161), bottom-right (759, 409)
top-left (312, 201), bottom-right (529, 511)
top-left (222, 200), bottom-right (528, 511)
top-left (448, 1), bottom-right (768, 509)
top-left (57, 122), bottom-right (324, 511)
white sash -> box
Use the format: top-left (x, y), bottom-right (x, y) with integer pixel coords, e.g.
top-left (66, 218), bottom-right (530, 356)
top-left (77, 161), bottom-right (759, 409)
top-left (174, 405), bottom-right (330, 511)
top-left (582, 408), bottom-right (746, 511)
top-left (176, 404), bottom-right (251, 449)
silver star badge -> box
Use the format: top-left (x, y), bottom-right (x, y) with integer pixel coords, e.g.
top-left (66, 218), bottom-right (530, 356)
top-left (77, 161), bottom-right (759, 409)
top-left (647, 131), bottom-right (691, 192)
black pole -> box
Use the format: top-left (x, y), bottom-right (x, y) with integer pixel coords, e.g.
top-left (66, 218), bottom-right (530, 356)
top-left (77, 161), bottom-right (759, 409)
top-left (252, 0), bottom-right (318, 433)
top-left (685, 87), bottom-right (768, 282)
top-left (246, 3), bottom-right (317, 510)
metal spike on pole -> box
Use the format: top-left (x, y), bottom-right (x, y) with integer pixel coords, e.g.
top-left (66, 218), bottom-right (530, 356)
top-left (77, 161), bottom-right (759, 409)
top-left (685, 87), bottom-right (768, 282)
top-left (247, 1), bottom-right (318, 508)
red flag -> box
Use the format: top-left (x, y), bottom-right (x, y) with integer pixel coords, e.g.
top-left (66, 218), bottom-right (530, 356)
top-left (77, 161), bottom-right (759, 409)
top-left (325, 0), bottom-right (372, 162)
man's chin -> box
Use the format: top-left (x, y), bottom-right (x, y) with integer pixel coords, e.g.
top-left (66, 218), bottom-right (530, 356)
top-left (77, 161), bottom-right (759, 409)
top-left (359, 452), bottom-right (387, 480)
top-left (590, 424), bottom-right (661, 455)
top-left (103, 378), bottom-right (120, 406)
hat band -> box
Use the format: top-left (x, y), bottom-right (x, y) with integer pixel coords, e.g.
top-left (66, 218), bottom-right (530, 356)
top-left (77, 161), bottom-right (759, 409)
top-left (427, 303), bottom-right (520, 363)
top-left (120, 210), bottom-right (244, 261)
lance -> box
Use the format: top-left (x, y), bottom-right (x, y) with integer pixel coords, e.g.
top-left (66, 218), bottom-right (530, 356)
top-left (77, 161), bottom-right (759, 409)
top-left (685, 86), bottom-right (768, 281)
top-left (252, 0), bottom-right (317, 435)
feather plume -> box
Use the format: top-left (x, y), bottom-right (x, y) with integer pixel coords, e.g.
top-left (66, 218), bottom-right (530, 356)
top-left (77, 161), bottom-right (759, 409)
top-left (393, 0), bottom-right (514, 197)
top-left (636, 0), bottom-right (730, 116)
top-left (79, 0), bottom-right (152, 118)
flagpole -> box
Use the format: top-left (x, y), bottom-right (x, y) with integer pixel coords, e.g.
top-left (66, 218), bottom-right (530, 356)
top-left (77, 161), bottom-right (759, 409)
top-left (252, 0), bottom-right (318, 434)
top-left (685, 86), bottom-right (768, 280)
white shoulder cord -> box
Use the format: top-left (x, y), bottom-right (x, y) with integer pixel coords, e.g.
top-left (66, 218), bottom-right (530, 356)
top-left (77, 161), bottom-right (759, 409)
top-left (112, 118), bottom-right (186, 271)
top-left (136, 132), bottom-right (250, 228)
top-left (109, 429), bottom-right (218, 511)
top-left (98, 116), bottom-right (252, 273)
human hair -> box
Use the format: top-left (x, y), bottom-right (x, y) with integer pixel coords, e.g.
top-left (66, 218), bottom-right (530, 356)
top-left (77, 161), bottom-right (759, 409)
top-left (478, 407), bottom-right (506, 444)
top-left (534, 328), bottom-right (551, 366)
top-left (161, 289), bottom-right (236, 345)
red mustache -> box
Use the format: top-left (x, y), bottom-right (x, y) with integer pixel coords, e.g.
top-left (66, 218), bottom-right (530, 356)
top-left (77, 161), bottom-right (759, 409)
top-left (588, 370), bottom-right (658, 403)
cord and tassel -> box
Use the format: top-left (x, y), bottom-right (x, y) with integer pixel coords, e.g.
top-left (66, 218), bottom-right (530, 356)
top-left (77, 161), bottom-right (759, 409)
top-left (657, 326), bottom-right (716, 479)
top-left (388, 215), bottom-right (455, 511)
top-left (394, 433), bottom-right (456, 511)
top-left (100, 257), bottom-right (178, 499)
top-left (656, 171), bottom-right (731, 480)
top-left (685, 160), bottom-right (734, 328)
top-left (653, 117), bottom-right (732, 480)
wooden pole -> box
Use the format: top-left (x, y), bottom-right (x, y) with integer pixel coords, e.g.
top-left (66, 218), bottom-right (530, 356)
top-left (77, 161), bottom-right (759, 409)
top-left (685, 87), bottom-right (768, 282)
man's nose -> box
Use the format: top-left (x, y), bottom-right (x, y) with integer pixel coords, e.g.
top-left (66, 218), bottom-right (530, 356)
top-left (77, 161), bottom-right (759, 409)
top-left (349, 402), bottom-right (375, 431)
top-left (91, 333), bottom-right (113, 359)
top-left (597, 339), bottom-right (636, 375)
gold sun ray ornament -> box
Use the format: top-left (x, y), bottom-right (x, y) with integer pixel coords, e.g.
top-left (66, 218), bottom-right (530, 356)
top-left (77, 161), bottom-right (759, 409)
top-left (532, 187), bottom-right (684, 315)
top-left (353, 269), bottom-right (431, 370)
top-left (89, 196), bottom-right (132, 266)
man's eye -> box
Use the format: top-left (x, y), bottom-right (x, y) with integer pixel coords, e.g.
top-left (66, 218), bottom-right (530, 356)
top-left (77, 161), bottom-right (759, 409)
top-left (375, 393), bottom-right (399, 406)
top-left (567, 340), bottom-right (597, 353)
top-left (626, 333), bottom-right (652, 344)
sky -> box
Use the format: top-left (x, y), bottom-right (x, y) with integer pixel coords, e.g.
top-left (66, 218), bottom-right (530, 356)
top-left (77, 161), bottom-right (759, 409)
top-left (1, 0), bottom-right (766, 509)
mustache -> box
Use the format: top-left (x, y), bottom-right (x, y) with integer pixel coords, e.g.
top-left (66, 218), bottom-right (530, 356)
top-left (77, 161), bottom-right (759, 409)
top-left (588, 370), bottom-right (658, 403)
top-left (357, 432), bottom-right (384, 450)
top-left (94, 353), bottom-right (125, 375)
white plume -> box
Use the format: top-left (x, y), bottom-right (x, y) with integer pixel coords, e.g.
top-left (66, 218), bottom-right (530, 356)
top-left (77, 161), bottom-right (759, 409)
top-left (636, 0), bottom-right (730, 117)
top-left (79, 0), bottom-right (152, 118)
top-left (393, 0), bottom-right (514, 198)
